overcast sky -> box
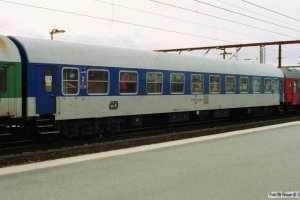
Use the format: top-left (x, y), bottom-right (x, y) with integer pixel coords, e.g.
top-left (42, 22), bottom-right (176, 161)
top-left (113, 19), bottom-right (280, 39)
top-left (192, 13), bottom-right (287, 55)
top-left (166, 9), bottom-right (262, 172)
top-left (1, 0), bottom-right (300, 66)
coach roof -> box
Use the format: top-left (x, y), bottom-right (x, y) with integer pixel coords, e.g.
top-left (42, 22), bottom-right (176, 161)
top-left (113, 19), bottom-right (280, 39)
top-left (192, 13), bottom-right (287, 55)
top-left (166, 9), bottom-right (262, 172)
top-left (11, 36), bottom-right (283, 78)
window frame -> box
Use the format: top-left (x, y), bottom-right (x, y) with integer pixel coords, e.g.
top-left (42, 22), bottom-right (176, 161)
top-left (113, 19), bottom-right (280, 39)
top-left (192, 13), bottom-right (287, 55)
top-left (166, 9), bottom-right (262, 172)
top-left (87, 69), bottom-right (109, 95)
top-left (170, 73), bottom-right (185, 94)
top-left (191, 74), bottom-right (204, 94)
top-left (146, 72), bottom-right (163, 94)
top-left (273, 78), bottom-right (279, 94)
top-left (264, 78), bottom-right (272, 93)
top-left (119, 70), bottom-right (138, 95)
top-left (209, 75), bottom-right (221, 94)
top-left (225, 76), bottom-right (236, 94)
top-left (61, 67), bottom-right (80, 96)
top-left (0, 66), bottom-right (6, 93)
top-left (252, 77), bottom-right (261, 94)
top-left (239, 76), bottom-right (249, 93)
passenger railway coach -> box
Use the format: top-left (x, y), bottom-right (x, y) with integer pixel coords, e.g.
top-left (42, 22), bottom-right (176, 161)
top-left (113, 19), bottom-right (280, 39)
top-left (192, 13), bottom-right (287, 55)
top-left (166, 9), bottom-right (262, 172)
top-left (0, 35), bottom-right (293, 138)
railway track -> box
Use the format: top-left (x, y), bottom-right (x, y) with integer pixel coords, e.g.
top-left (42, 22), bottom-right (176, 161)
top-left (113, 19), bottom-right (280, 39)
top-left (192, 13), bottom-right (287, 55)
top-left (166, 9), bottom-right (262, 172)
top-left (1, 115), bottom-right (300, 168)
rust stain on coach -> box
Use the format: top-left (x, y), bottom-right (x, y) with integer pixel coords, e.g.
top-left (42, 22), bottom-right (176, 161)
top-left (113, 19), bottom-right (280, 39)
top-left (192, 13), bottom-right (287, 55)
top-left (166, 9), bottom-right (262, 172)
top-left (0, 37), bottom-right (9, 54)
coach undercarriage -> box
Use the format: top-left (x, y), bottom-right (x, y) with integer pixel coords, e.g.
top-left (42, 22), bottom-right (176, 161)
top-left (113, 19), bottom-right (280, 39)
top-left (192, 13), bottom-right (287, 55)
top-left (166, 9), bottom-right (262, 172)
top-left (1, 105), bottom-right (298, 141)
top-left (34, 106), bottom-right (283, 138)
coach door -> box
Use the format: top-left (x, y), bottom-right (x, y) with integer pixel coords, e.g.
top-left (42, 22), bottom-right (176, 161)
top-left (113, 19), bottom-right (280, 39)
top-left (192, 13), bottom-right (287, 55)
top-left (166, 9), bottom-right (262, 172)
top-left (36, 67), bottom-right (56, 115)
top-left (292, 80), bottom-right (298, 105)
top-left (0, 65), bottom-right (8, 116)
top-left (0, 64), bottom-right (19, 117)
top-left (298, 81), bottom-right (300, 104)
top-left (287, 79), bottom-right (298, 105)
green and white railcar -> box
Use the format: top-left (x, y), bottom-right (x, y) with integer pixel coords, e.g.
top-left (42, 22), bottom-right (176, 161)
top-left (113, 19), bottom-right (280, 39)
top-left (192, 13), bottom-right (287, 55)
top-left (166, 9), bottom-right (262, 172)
top-left (0, 35), bottom-right (22, 126)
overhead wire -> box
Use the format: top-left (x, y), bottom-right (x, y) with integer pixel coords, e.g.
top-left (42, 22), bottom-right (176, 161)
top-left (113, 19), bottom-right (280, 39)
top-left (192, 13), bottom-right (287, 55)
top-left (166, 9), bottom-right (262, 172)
top-left (193, 0), bottom-right (298, 58)
top-left (96, 0), bottom-right (300, 59)
top-left (194, 0), bottom-right (300, 33)
top-left (240, 0), bottom-right (300, 23)
top-left (93, 0), bottom-right (272, 41)
top-left (94, 0), bottom-right (300, 57)
top-left (2, 0), bottom-right (300, 59)
top-left (0, 0), bottom-right (234, 43)
top-left (148, 0), bottom-right (298, 39)
top-left (213, 0), bottom-right (300, 29)
top-left (95, 0), bottom-right (300, 57)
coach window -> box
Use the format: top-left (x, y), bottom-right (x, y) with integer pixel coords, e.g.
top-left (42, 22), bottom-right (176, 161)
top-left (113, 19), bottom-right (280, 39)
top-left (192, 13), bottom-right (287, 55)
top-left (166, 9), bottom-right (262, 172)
top-left (170, 73), bottom-right (184, 94)
top-left (225, 76), bottom-right (235, 93)
top-left (240, 77), bottom-right (249, 93)
top-left (209, 75), bottom-right (220, 93)
top-left (264, 78), bottom-right (272, 93)
top-left (147, 72), bottom-right (163, 94)
top-left (0, 67), bottom-right (6, 92)
top-left (119, 71), bottom-right (138, 94)
top-left (273, 79), bottom-right (279, 93)
top-left (87, 70), bottom-right (109, 95)
top-left (62, 68), bottom-right (79, 95)
top-left (44, 68), bottom-right (53, 92)
top-left (252, 77), bottom-right (261, 93)
top-left (191, 74), bottom-right (204, 94)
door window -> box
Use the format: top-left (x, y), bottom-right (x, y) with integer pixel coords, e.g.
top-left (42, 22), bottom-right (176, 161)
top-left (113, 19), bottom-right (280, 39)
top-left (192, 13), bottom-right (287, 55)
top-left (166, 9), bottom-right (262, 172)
top-left (0, 67), bottom-right (5, 92)
top-left (45, 68), bottom-right (53, 92)
top-left (273, 79), bottom-right (279, 93)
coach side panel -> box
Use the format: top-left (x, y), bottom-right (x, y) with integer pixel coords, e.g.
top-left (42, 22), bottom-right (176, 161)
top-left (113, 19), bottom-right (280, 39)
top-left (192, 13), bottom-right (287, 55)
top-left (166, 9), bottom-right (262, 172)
top-left (41, 65), bottom-right (283, 120)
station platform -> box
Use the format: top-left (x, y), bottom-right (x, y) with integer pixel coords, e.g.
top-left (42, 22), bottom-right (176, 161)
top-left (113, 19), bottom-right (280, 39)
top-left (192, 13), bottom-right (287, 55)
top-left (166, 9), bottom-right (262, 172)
top-left (1, 121), bottom-right (300, 200)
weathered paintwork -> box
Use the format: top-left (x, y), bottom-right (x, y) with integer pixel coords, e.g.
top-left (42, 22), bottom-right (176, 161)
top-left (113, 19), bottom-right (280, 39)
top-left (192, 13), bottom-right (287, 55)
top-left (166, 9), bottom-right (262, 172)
top-left (0, 36), bottom-right (22, 118)
top-left (0, 36), bottom-right (20, 63)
